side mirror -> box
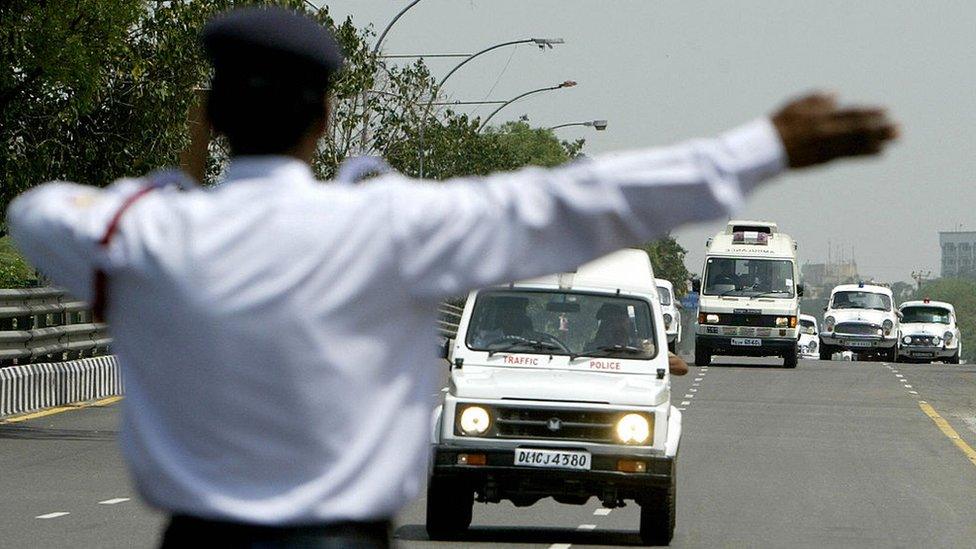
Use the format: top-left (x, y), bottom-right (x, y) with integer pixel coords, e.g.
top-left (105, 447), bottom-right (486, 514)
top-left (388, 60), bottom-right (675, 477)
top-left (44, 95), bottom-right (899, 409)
top-left (691, 278), bottom-right (701, 293)
top-left (441, 338), bottom-right (453, 362)
top-left (796, 283), bottom-right (805, 297)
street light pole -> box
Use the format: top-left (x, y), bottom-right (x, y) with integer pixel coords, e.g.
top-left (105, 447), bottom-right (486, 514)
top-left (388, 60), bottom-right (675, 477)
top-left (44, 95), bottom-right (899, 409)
top-left (548, 120), bottom-right (608, 131)
top-left (478, 81), bottom-right (577, 133)
top-left (372, 0), bottom-right (424, 56)
top-left (418, 37), bottom-right (564, 178)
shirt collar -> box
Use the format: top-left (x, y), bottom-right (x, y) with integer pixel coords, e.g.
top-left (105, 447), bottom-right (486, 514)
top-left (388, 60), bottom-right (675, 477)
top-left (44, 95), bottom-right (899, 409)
top-left (222, 155), bottom-right (314, 186)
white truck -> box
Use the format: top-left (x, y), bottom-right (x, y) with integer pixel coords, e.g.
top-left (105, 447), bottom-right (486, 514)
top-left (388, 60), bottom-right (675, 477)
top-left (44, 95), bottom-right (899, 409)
top-left (819, 283), bottom-right (899, 361)
top-left (656, 278), bottom-right (682, 353)
top-left (428, 249), bottom-right (681, 546)
top-left (897, 299), bottom-right (962, 364)
top-left (693, 220), bottom-right (802, 368)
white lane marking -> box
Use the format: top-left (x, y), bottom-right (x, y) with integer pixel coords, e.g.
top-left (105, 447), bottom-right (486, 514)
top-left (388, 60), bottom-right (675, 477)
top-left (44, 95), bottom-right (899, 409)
top-left (904, 385), bottom-right (913, 389)
top-left (683, 394), bottom-right (694, 399)
top-left (577, 524), bottom-right (597, 530)
top-left (909, 391), bottom-right (919, 395)
top-left (895, 374), bottom-right (904, 378)
top-left (680, 401), bottom-right (691, 406)
top-left (98, 498), bottom-right (130, 505)
top-left (694, 377), bottom-right (703, 382)
top-left (593, 508), bottom-right (612, 516)
top-left (692, 383), bottom-right (700, 387)
top-left (677, 407), bottom-right (686, 411)
top-left (689, 388), bottom-right (698, 392)
top-left (36, 512), bottom-right (69, 519)
top-left (549, 544), bottom-right (572, 549)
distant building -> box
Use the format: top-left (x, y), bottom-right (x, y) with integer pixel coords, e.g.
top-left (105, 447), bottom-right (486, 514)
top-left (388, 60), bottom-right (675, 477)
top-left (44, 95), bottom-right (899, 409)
top-left (801, 259), bottom-right (859, 298)
top-left (940, 231), bottom-right (976, 278)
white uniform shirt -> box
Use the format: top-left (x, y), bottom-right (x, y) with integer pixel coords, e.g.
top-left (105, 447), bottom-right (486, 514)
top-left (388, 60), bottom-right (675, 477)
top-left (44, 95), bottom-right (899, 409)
top-left (7, 118), bottom-right (785, 525)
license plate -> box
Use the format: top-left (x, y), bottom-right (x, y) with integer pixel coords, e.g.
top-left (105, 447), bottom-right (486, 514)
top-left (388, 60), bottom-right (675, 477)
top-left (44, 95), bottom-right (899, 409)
top-left (731, 338), bottom-right (762, 347)
top-left (514, 448), bottom-right (591, 470)
top-left (847, 341), bottom-right (872, 348)
top-left (913, 352), bottom-right (934, 358)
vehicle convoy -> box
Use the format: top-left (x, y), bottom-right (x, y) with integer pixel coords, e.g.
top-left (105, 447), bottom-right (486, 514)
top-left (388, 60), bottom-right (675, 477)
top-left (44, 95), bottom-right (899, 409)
top-left (428, 249), bottom-right (681, 546)
top-left (797, 314), bottom-right (820, 359)
top-left (819, 283), bottom-right (899, 361)
top-left (656, 278), bottom-right (682, 352)
top-left (897, 300), bottom-right (962, 364)
top-left (693, 220), bottom-right (802, 368)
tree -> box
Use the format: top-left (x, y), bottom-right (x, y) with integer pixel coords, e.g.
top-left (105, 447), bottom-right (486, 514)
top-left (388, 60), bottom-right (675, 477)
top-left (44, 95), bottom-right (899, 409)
top-left (638, 236), bottom-right (691, 297)
top-left (914, 278), bottom-right (975, 363)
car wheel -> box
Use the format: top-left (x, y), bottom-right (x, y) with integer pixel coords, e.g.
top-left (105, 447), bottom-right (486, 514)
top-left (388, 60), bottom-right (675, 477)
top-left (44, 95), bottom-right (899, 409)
top-left (426, 477), bottom-right (473, 540)
top-left (947, 352), bottom-right (960, 365)
top-left (819, 344), bottom-right (833, 361)
top-left (639, 473), bottom-right (676, 546)
top-left (694, 343), bottom-right (711, 367)
top-left (783, 352), bottom-right (798, 369)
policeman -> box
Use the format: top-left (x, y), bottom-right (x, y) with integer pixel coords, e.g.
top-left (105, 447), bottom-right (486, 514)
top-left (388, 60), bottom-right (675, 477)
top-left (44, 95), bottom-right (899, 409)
top-left (5, 6), bottom-right (897, 548)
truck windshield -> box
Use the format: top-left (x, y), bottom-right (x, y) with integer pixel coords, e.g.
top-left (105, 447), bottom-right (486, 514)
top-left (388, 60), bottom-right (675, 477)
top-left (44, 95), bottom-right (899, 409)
top-left (831, 291), bottom-right (892, 311)
top-left (465, 290), bottom-right (657, 360)
top-left (657, 286), bottom-right (672, 306)
top-left (900, 306), bottom-right (950, 324)
top-left (702, 258), bottom-right (795, 297)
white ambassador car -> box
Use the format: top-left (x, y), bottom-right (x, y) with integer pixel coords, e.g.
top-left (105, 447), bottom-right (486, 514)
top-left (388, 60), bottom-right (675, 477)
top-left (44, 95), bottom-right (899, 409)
top-left (429, 249), bottom-right (681, 545)
top-left (897, 300), bottom-right (962, 364)
top-left (797, 314), bottom-right (819, 359)
top-left (819, 283), bottom-right (899, 361)
top-left (656, 278), bottom-right (682, 353)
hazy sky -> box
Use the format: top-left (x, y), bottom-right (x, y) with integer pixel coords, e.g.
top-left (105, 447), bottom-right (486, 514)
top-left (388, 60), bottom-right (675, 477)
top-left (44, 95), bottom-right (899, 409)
top-left (322, 1), bottom-right (976, 283)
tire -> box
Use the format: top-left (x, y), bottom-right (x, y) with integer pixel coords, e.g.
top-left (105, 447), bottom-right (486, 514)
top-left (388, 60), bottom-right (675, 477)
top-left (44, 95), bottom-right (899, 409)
top-left (640, 476), bottom-right (676, 546)
top-left (819, 343), bottom-right (833, 361)
top-left (694, 343), bottom-right (711, 367)
top-left (881, 347), bottom-right (897, 363)
top-left (947, 352), bottom-right (960, 365)
top-left (425, 477), bottom-right (473, 540)
top-left (668, 340), bottom-right (677, 353)
top-left (783, 352), bottom-right (798, 369)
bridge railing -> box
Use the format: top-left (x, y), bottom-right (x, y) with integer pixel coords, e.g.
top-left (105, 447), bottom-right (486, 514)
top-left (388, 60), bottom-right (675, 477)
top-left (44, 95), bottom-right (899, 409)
top-left (0, 287), bottom-right (111, 367)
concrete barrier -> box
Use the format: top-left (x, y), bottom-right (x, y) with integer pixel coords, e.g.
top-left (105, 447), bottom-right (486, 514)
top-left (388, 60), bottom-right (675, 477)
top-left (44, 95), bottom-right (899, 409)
top-left (0, 356), bottom-right (122, 417)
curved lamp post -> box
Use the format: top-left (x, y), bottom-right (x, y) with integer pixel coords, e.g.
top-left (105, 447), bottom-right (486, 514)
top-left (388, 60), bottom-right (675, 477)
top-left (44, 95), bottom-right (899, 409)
top-left (418, 37), bottom-right (564, 177)
top-left (372, 0), bottom-right (424, 56)
top-left (477, 81), bottom-right (577, 133)
top-left (548, 120), bottom-right (608, 131)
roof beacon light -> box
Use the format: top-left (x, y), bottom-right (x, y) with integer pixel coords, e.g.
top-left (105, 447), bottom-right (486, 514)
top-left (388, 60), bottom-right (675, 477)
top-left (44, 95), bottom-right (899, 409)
top-left (924, 298), bottom-right (931, 303)
top-left (732, 231), bottom-right (768, 245)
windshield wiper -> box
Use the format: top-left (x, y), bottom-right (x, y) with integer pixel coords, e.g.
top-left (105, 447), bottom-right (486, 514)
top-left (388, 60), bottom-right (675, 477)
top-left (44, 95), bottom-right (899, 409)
top-left (487, 338), bottom-right (560, 357)
top-left (571, 344), bottom-right (646, 360)
top-left (749, 291), bottom-right (793, 299)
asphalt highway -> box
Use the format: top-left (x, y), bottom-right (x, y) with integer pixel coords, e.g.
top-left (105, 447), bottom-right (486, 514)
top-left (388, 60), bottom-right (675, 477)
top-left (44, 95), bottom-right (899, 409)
top-left (3, 357), bottom-right (975, 548)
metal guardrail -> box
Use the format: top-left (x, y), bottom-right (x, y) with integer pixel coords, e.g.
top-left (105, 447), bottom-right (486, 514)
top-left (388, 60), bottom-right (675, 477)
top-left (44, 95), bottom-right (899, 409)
top-left (437, 302), bottom-right (463, 340)
top-left (0, 288), bottom-right (110, 367)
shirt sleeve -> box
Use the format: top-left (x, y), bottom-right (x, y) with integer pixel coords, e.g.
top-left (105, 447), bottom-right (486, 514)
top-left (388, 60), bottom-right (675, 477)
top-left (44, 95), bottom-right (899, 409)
top-left (389, 118), bottom-right (787, 299)
top-left (5, 180), bottom-right (137, 301)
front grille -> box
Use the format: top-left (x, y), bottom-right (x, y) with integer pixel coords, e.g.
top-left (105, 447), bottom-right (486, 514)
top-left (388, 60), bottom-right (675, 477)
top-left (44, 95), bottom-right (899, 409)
top-left (716, 314), bottom-right (780, 327)
top-left (492, 406), bottom-right (620, 443)
top-left (905, 335), bottom-right (935, 346)
top-left (834, 322), bottom-right (881, 336)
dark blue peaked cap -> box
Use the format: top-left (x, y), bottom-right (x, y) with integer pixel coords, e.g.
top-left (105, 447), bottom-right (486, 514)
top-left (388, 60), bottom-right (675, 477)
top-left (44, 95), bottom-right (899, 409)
top-left (202, 6), bottom-right (344, 79)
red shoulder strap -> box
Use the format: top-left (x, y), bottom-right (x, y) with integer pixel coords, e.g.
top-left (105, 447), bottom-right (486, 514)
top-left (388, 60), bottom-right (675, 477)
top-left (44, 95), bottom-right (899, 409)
top-left (92, 185), bottom-right (159, 322)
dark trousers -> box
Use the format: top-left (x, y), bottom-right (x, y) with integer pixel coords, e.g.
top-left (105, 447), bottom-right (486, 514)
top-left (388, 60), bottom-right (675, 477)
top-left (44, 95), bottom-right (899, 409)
top-left (160, 515), bottom-right (391, 548)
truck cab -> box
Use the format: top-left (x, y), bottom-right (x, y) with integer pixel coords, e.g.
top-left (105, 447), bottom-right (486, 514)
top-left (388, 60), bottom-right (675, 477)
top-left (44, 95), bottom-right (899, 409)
top-left (694, 220), bottom-right (802, 368)
top-left (655, 278), bottom-right (682, 353)
top-left (819, 283), bottom-right (898, 361)
top-left (428, 249), bottom-right (681, 546)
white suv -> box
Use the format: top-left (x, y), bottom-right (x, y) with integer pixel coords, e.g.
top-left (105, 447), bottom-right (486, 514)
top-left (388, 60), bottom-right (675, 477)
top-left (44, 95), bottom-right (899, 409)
top-left (656, 278), bottom-right (682, 353)
top-left (819, 283), bottom-right (899, 361)
top-left (897, 300), bottom-right (962, 364)
top-left (428, 250), bottom-right (681, 546)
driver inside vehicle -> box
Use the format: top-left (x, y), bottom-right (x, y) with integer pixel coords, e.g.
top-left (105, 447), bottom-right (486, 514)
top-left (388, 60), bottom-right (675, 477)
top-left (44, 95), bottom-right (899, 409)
top-left (471, 296), bottom-right (541, 346)
top-left (586, 303), bottom-right (639, 351)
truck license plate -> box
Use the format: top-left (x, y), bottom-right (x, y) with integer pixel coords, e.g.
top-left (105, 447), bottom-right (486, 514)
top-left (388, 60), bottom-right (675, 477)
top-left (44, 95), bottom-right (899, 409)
top-left (514, 448), bottom-right (591, 470)
top-left (847, 341), bottom-right (872, 348)
top-left (731, 338), bottom-right (761, 347)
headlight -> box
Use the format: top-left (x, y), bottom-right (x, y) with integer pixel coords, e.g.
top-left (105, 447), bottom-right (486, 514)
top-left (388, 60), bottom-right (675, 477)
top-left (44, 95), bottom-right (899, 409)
top-left (663, 313), bottom-right (673, 327)
top-left (932, 336), bottom-right (942, 346)
top-left (902, 335), bottom-right (912, 345)
top-left (615, 413), bottom-right (651, 444)
top-left (776, 317), bottom-right (789, 327)
top-left (882, 319), bottom-right (893, 335)
top-left (825, 316), bottom-right (835, 331)
top-left (458, 406), bottom-right (491, 435)
top-left (944, 331), bottom-right (954, 343)
top-left (705, 314), bottom-right (719, 324)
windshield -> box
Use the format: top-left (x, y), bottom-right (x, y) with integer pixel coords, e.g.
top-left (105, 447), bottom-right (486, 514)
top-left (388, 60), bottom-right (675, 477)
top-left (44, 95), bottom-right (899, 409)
top-left (831, 291), bottom-right (892, 311)
top-left (901, 306), bottom-right (951, 324)
top-left (465, 290), bottom-right (657, 360)
top-left (702, 257), bottom-right (795, 298)
top-left (799, 319), bottom-right (817, 335)
top-left (657, 286), bottom-right (672, 306)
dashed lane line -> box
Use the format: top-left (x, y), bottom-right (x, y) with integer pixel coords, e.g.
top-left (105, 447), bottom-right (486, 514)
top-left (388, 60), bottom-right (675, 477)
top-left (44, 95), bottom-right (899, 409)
top-left (548, 544), bottom-right (572, 549)
top-left (919, 402), bottom-right (976, 468)
top-left (98, 498), bottom-right (130, 505)
top-left (593, 508), bottom-right (612, 516)
top-left (36, 512), bottom-right (69, 519)
top-left (577, 524), bottom-right (597, 530)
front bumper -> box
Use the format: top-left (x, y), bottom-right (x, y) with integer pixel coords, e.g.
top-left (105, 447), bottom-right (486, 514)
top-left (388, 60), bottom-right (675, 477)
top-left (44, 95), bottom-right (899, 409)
top-left (820, 333), bottom-right (897, 351)
top-left (430, 446), bottom-right (674, 503)
top-left (897, 345), bottom-right (956, 360)
top-left (695, 334), bottom-right (796, 356)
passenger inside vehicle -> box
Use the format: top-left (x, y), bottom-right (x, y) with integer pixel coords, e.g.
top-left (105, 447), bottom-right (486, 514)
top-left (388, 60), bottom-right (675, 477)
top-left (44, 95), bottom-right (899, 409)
top-left (586, 303), bottom-right (639, 350)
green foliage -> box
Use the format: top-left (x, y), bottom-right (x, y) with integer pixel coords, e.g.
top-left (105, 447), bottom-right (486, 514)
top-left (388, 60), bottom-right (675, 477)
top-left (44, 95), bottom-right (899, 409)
top-left (0, 236), bottom-right (38, 288)
top-left (914, 278), bottom-right (976, 362)
top-left (638, 236), bottom-right (691, 297)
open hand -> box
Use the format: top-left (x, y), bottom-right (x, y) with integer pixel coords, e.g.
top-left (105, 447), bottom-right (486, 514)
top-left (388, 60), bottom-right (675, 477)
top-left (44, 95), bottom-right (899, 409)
top-left (772, 92), bottom-right (898, 169)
